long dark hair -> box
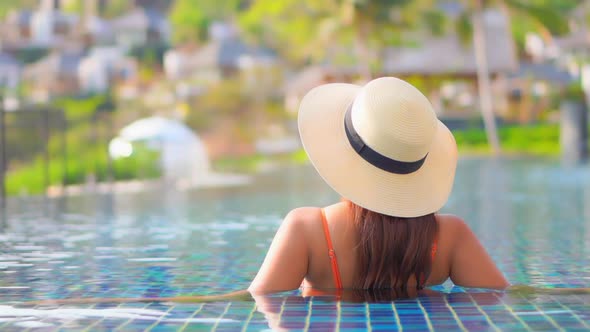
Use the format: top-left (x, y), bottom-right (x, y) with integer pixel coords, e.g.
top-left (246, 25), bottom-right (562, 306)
top-left (349, 201), bottom-right (438, 290)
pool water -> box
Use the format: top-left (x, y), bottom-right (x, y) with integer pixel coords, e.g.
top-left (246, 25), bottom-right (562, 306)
top-left (1, 157), bottom-right (589, 331)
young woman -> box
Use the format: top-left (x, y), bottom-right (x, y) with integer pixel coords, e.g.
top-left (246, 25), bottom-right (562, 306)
top-left (248, 77), bottom-right (509, 295)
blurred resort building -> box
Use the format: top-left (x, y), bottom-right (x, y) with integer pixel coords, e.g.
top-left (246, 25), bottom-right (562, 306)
top-left (0, 0), bottom-right (588, 195)
top-left (1, 1), bottom-right (586, 118)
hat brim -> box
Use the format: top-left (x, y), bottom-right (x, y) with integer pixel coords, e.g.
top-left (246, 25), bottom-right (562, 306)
top-left (298, 83), bottom-right (457, 218)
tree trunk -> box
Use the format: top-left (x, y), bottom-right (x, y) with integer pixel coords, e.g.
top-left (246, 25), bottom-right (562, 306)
top-left (0, 96), bottom-right (5, 215)
top-left (472, 1), bottom-right (501, 155)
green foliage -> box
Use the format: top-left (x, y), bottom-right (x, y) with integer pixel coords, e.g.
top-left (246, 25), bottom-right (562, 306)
top-left (456, 0), bottom-right (573, 53)
top-left (290, 149), bottom-right (309, 164)
top-left (185, 77), bottom-right (284, 130)
top-left (562, 81), bottom-right (586, 102)
top-left (0, 0), bottom-right (37, 19)
top-left (501, 125), bottom-right (560, 155)
top-left (54, 95), bottom-right (108, 125)
top-left (422, 9), bottom-right (448, 36)
top-left (213, 149), bottom-right (309, 173)
top-left (453, 124), bottom-right (562, 155)
top-left (181, 76), bottom-right (289, 158)
top-left (503, 0), bottom-right (570, 36)
top-left (169, 0), bottom-right (242, 44)
top-left (455, 12), bottom-right (473, 45)
top-left (6, 143), bottom-right (161, 196)
top-left (187, 78), bottom-right (244, 120)
top-left (102, 0), bottom-right (134, 18)
top-left (240, 1), bottom-right (324, 62)
top-left (510, 14), bottom-right (541, 54)
top-left (6, 158), bottom-right (59, 196)
top-left (128, 44), bottom-right (169, 67)
top-left (506, 0), bottom-right (580, 50)
top-left (403, 75), bottom-right (429, 92)
top-left (170, 1), bottom-right (208, 43)
top-left (111, 144), bottom-right (162, 181)
top-left (239, 0), bottom-right (437, 68)
top-left (5, 93), bottom-right (160, 196)
top-left (212, 154), bottom-right (266, 172)
top-left (127, 44), bottom-right (169, 83)
top-left (61, 0), bottom-right (82, 13)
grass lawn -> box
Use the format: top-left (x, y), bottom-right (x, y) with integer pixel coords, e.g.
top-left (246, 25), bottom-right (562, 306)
top-left (452, 124), bottom-right (562, 156)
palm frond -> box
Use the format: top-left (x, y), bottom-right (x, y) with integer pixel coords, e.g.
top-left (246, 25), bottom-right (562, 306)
top-left (504, 0), bottom-right (570, 36)
top-left (455, 11), bottom-right (473, 45)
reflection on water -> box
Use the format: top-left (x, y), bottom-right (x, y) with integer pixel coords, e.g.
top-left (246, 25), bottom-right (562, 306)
top-left (444, 157), bottom-right (590, 287)
top-left (2, 157), bottom-right (590, 290)
top-left (1, 157), bottom-right (589, 330)
top-left (1, 289), bottom-right (587, 330)
top-left (253, 289), bottom-right (555, 331)
top-left (0, 304), bottom-right (240, 328)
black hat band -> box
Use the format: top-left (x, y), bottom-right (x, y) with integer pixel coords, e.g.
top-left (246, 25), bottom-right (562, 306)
top-left (344, 105), bottom-right (428, 175)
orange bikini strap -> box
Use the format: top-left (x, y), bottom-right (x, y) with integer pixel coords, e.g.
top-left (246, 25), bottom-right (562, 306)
top-left (431, 236), bottom-right (438, 260)
top-left (420, 235), bottom-right (439, 287)
top-left (320, 208), bottom-right (343, 289)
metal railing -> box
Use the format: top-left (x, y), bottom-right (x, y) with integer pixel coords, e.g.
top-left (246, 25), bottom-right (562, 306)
top-left (0, 105), bottom-right (68, 215)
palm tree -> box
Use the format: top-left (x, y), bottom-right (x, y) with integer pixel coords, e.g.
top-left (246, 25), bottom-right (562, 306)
top-left (337, 0), bottom-right (442, 80)
top-left (471, 0), bottom-right (501, 154)
top-left (239, 0), bottom-right (440, 81)
top-left (460, 0), bottom-right (570, 155)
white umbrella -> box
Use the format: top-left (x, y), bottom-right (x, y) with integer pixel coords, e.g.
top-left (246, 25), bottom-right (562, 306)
top-left (109, 116), bottom-right (209, 183)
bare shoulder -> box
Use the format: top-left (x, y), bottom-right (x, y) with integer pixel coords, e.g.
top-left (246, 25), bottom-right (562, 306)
top-left (436, 214), bottom-right (470, 232)
top-left (285, 206), bottom-right (322, 219)
top-left (435, 214), bottom-right (475, 245)
top-left (282, 207), bottom-right (323, 231)
top-left (436, 213), bottom-right (466, 224)
top-left (284, 207), bottom-right (322, 224)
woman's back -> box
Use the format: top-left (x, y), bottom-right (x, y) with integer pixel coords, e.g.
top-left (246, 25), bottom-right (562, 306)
top-left (249, 201), bottom-right (508, 294)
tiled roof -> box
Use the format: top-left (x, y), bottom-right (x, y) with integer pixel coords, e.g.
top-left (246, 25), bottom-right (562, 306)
top-left (383, 9), bottom-right (517, 76)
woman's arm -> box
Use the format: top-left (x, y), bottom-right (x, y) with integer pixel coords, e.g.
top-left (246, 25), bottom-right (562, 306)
top-left (448, 216), bottom-right (510, 289)
top-left (248, 208), bottom-right (310, 294)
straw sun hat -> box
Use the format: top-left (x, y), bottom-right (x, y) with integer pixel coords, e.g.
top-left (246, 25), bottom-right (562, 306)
top-left (298, 77), bottom-right (458, 218)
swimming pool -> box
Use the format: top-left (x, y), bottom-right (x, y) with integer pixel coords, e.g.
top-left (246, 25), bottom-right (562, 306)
top-left (1, 157), bottom-right (589, 330)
